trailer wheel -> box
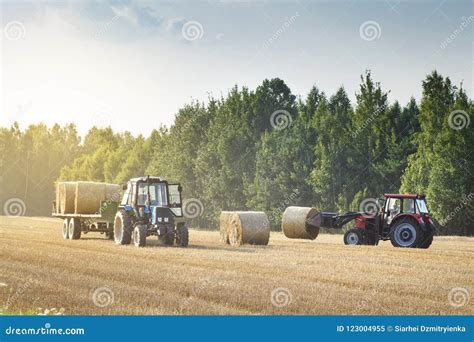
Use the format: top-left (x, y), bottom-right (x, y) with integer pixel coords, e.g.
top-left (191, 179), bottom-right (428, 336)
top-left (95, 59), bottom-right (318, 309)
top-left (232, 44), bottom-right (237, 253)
top-left (62, 219), bottom-right (69, 239)
top-left (68, 218), bottom-right (81, 240)
top-left (176, 222), bottom-right (189, 247)
top-left (133, 224), bottom-right (147, 247)
top-left (105, 231), bottom-right (114, 240)
top-left (390, 218), bottom-right (421, 248)
top-left (418, 230), bottom-right (434, 249)
top-left (114, 210), bottom-right (132, 245)
top-left (344, 229), bottom-right (363, 245)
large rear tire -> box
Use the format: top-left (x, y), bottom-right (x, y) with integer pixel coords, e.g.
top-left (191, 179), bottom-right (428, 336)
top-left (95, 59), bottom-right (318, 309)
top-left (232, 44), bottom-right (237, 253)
top-left (114, 210), bottom-right (132, 245)
top-left (133, 224), bottom-right (147, 247)
top-left (390, 218), bottom-right (422, 248)
top-left (176, 222), bottom-right (189, 247)
top-left (344, 228), bottom-right (363, 245)
top-left (68, 218), bottom-right (81, 240)
top-left (62, 219), bottom-right (69, 240)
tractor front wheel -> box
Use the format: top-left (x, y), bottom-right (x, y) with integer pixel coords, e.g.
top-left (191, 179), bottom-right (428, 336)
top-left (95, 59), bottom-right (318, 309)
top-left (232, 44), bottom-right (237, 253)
top-left (158, 225), bottom-right (175, 245)
top-left (133, 224), bottom-right (147, 247)
top-left (344, 228), bottom-right (363, 245)
top-left (390, 218), bottom-right (422, 248)
top-left (114, 210), bottom-right (132, 245)
top-left (68, 218), bottom-right (81, 240)
top-left (176, 222), bottom-right (189, 247)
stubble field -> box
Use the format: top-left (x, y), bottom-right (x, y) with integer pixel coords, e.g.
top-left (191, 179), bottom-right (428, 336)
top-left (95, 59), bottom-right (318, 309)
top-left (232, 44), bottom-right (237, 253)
top-left (0, 216), bottom-right (472, 315)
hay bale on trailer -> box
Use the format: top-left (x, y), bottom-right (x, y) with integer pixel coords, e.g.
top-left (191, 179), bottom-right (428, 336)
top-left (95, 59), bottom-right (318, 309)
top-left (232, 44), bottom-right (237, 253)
top-left (57, 181), bottom-right (77, 214)
top-left (282, 206), bottom-right (320, 240)
top-left (227, 211), bottom-right (270, 246)
top-left (75, 182), bottom-right (120, 214)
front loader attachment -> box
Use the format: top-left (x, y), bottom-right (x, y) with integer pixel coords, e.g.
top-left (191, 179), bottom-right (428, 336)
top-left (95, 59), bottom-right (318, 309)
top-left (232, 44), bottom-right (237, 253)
top-left (306, 211), bottom-right (361, 230)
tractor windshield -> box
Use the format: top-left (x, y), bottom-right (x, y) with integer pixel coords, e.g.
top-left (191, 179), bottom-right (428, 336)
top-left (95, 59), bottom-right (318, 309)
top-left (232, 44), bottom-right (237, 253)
top-left (416, 199), bottom-right (429, 214)
top-left (137, 182), bottom-right (167, 206)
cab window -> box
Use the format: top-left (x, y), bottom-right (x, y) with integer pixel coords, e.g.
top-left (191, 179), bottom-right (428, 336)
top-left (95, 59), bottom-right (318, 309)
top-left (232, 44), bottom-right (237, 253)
top-left (402, 199), bottom-right (416, 213)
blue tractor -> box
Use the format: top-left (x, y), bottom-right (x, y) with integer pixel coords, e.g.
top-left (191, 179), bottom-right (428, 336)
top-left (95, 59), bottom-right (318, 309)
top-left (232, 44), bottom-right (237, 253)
top-left (114, 176), bottom-right (188, 248)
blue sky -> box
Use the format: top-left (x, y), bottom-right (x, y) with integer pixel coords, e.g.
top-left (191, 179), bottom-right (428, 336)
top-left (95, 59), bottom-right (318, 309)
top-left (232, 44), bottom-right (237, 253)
top-left (1, 0), bottom-right (472, 135)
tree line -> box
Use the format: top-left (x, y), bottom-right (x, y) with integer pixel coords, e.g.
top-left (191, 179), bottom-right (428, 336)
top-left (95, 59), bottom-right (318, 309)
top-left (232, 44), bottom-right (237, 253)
top-left (0, 71), bottom-right (472, 235)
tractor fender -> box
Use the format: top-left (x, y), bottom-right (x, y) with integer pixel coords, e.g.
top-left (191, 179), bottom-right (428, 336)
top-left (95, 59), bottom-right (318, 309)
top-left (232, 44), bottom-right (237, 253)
top-left (390, 214), bottom-right (428, 232)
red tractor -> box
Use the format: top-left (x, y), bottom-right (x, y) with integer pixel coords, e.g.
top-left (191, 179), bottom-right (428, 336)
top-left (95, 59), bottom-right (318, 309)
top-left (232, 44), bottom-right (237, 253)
top-left (310, 194), bottom-right (436, 248)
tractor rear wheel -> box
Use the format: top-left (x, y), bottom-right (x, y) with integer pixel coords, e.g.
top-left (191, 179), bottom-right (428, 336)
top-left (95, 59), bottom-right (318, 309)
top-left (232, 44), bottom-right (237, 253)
top-left (390, 218), bottom-right (422, 248)
top-left (133, 224), bottom-right (147, 247)
top-left (176, 223), bottom-right (189, 247)
top-left (62, 219), bottom-right (69, 239)
top-left (114, 210), bottom-right (132, 245)
top-left (68, 218), bottom-right (81, 240)
top-left (344, 228), bottom-right (363, 245)
top-left (418, 230), bottom-right (434, 249)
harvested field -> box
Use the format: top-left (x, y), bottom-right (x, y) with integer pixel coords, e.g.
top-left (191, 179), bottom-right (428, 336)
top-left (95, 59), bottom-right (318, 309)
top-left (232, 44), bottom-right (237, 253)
top-left (0, 216), bottom-right (473, 315)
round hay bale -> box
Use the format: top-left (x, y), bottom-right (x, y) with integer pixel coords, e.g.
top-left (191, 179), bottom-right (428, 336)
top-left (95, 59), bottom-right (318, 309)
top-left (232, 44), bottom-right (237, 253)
top-left (219, 211), bottom-right (234, 245)
top-left (282, 206), bottom-right (320, 240)
top-left (105, 184), bottom-right (121, 202)
top-left (227, 211), bottom-right (270, 246)
top-left (58, 182), bottom-right (77, 214)
top-left (75, 182), bottom-right (107, 214)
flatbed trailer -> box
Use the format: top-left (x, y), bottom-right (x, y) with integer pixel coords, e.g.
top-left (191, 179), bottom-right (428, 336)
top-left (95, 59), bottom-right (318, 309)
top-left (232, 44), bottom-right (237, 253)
top-left (53, 200), bottom-right (119, 240)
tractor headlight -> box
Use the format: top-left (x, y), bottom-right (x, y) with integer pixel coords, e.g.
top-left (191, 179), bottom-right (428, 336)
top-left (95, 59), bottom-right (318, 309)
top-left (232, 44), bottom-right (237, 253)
top-left (164, 217), bottom-right (169, 223)
top-left (158, 217), bottom-right (163, 222)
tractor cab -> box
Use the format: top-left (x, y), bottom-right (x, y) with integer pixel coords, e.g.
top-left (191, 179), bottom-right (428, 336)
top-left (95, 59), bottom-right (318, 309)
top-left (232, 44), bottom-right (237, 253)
top-left (380, 194), bottom-right (431, 228)
top-left (120, 177), bottom-right (183, 221)
top-left (114, 176), bottom-right (188, 248)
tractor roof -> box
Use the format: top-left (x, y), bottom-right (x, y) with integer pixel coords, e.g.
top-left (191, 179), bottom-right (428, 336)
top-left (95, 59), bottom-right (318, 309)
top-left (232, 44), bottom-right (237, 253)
top-left (384, 193), bottom-right (425, 199)
top-left (130, 176), bottom-right (165, 183)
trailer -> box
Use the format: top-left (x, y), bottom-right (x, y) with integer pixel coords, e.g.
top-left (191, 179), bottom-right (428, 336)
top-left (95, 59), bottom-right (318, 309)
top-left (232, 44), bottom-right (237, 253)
top-left (53, 181), bottom-right (121, 240)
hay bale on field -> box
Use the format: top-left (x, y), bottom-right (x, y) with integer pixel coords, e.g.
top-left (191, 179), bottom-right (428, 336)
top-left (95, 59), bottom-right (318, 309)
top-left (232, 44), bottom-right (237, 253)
top-left (219, 211), bottom-right (234, 245)
top-left (226, 211), bottom-right (270, 246)
top-left (282, 206), bottom-right (320, 240)
top-left (57, 182), bottom-right (77, 214)
top-left (75, 182), bottom-right (119, 214)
